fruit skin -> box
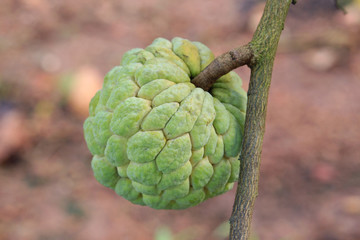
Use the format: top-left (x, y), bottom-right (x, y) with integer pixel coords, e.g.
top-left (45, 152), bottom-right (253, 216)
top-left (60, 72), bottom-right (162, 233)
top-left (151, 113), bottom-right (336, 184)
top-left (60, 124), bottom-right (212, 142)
top-left (84, 37), bottom-right (247, 210)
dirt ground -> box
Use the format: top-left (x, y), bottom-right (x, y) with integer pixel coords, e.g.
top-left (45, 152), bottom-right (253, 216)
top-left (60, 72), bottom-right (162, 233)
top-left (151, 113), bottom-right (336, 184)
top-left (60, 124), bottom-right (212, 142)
top-left (1, 0), bottom-right (360, 240)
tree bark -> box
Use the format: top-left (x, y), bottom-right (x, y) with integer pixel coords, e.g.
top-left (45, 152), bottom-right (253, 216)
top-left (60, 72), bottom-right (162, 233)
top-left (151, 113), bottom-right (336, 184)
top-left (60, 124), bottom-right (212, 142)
top-left (230, 1), bottom-right (291, 239)
top-left (191, 1), bottom-right (292, 239)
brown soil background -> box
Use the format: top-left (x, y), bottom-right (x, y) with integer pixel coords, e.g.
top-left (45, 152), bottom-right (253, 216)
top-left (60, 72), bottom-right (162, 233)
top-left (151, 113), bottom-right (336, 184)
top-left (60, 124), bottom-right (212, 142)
top-left (1, 0), bottom-right (360, 240)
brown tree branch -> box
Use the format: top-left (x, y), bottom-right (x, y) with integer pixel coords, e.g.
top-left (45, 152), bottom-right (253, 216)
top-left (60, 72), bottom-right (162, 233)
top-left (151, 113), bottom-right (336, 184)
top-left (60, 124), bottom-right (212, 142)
top-left (192, 45), bottom-right (254, 91)
top-left (191, 0), bottom-right (293, 239)
top-left (230, 0), bottom-right (292, 239)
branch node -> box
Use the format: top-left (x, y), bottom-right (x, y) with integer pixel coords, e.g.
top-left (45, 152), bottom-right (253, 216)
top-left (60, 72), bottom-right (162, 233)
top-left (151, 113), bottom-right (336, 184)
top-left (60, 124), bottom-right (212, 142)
top-left (229, 51), bottom-right (237, 61)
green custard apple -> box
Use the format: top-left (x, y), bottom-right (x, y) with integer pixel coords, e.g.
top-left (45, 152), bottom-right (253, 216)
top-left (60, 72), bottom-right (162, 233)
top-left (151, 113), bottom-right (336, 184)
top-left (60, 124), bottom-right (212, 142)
top-left (83, 37), bottom-right (247, 209)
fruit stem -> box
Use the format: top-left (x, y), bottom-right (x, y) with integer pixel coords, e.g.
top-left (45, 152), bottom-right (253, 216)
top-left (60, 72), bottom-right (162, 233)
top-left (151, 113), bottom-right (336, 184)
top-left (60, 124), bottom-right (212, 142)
top-left (191, 45), bottom-right (254, 91)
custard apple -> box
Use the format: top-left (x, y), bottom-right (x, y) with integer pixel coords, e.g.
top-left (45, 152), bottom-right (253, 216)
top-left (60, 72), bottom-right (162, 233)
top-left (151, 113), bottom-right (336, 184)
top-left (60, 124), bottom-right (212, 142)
top-left (83, 37), bottom-right (247, 209)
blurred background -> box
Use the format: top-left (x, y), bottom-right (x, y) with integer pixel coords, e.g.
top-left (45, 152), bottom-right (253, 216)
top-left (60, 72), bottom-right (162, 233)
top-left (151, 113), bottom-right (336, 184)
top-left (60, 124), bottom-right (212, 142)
top-left (1, 0), bottom-right (360, 239)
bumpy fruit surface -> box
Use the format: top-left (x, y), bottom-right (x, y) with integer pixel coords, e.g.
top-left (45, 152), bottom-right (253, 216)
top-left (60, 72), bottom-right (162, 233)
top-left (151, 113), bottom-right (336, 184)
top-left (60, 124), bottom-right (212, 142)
top-left (84, 37), bottom-right (247, 209)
